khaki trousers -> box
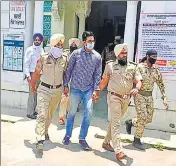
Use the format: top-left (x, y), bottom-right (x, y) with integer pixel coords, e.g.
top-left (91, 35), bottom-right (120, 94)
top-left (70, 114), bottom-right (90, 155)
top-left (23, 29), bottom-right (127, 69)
top-left (59, 93), bottom-right (70, 118)
top-left (104, 93), bottom-right (129, 154)
top-left (35, 85), bottom-right (62, 141)
top-left (132, 93), bottom-right (154, 138)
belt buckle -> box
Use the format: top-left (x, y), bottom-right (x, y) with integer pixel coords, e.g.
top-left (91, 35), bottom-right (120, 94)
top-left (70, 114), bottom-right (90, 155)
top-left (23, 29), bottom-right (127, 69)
top-left (52, 85), bottom-right (56, 89)
top-left (123, 95), bottom-right (128, 99)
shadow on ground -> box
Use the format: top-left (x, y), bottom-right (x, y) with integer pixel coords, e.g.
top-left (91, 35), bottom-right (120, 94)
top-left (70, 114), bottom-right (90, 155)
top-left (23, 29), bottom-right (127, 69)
top-left (2, 88), bottom-right (174, 142)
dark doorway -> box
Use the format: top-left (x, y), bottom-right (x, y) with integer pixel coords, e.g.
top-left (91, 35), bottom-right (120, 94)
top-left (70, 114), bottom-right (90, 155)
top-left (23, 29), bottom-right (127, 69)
top-left (85, 1), bottom-right (127, 54)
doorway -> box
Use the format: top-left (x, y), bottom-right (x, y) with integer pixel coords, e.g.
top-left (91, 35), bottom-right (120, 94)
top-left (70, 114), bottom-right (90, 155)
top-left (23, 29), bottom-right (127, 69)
top-left (85, 1), bottom-right (127, 54)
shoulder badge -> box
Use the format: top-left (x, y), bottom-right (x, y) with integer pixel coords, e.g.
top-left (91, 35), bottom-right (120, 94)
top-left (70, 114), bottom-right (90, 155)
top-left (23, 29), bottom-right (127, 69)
top-left (106, 60), bottom-right (115, 64)
top-left (41, 52), bottom-right (49, 58)
top-left (129, 61), bottom-right (137, 66)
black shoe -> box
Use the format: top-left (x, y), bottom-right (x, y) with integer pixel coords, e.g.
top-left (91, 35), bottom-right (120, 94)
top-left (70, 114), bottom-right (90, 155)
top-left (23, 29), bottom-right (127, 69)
top-left (36, 140), bottom-right (44, 152)
top-left (45, 134), bottom-right (50, 140)
top-left (27, 114), bottom-right (36, 119)
top-left (62, 136), bottom-right (70, 145)
top-left (133, 137), bottom-right (145, 150)
top-left (125, 119), bottom-right (132, 134)
top-left (33, 112), bottom-right (38, 116)
top-left (79, 140), bottom-right (92, 151)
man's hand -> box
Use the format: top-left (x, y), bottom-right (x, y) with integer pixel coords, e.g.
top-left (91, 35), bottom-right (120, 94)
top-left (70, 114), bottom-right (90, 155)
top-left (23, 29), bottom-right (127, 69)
top-left (63, 87), bottom-right (69, 97)
top-left (27, 76), bottom-right (31, 84)
top-left (163, 97), bottom-right (169, 110)
top-left (92, 90), bottom-right (100, 102)
top-left (130, 88), bottom-right (139, 96)
top-left (31, 85), bottom-right (37, 93)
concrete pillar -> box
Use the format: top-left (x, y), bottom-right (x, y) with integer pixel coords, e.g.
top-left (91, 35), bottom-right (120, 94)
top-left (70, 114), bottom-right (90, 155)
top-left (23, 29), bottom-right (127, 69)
top-left (124, 1), bottom-right (138, 61)
top-left (33, 1), bottom-right (44, 34)
top-left (63, 2), bottom-right (77, 48)
top-left (77, 13), bottom-right (86, 40)
top-left (24, 1), bottom-right (35, 51)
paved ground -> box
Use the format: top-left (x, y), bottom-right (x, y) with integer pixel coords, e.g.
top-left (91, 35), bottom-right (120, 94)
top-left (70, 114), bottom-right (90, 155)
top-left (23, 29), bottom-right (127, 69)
top-left (1, 106), bottom-right (176, 166)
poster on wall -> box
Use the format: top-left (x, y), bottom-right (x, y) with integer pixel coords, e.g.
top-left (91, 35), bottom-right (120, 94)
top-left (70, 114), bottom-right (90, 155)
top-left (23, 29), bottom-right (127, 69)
top-left (9, 1), bottom-right (26, 29)
top-left (3, 34), bottom-right (24, 72)
top-left (137, 13), bottom-right (176, 74)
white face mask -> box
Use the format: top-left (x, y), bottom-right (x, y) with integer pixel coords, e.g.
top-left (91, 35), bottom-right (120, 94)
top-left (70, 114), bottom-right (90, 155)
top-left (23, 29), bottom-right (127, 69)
top-left (86, 42), bottom-right (95, 50)
top-left (50, 46), bottom-right (63, 59)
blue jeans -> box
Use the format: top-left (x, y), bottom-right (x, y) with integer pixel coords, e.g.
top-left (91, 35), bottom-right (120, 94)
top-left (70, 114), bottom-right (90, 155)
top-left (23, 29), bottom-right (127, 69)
top-left (65, 88), bottom-right (93, 140)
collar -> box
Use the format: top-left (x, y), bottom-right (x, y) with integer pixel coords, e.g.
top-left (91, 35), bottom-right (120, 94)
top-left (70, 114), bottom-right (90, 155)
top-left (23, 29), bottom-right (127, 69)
top-left (48, 52), bottom-right (63, 61)
top-left (81, 47), bottom-right (93, 56)
top-left (142, 61), bottom-right (156, 69)
top-left (115, 59), bottom-right (129, 66)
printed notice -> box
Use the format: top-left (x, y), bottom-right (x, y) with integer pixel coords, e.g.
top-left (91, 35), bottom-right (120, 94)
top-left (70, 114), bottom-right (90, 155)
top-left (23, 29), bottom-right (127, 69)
top-left (137, 13), bottom-right (176, 74)
top-left (3, 34), bottom-right (24, 72)
top-left (9, 1), bottom-right (26, 29)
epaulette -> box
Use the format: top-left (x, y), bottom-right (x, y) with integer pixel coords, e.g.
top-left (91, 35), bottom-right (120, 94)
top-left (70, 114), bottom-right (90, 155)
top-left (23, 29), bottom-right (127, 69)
top-left (63, 49), bottom-right (70, 53)
top-left (40, 52), bottom-right (49, 57)
top-left (129, 61), bottom-right (137, 66)
top-left (106, 60), bottom-right (115, 64)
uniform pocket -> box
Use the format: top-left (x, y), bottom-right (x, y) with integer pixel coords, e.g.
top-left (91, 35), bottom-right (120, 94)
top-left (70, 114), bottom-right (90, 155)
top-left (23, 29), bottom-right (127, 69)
top-left (58, 62), bottom-right (66, 71)
top-left (124, 72), bottom-right (133, 80)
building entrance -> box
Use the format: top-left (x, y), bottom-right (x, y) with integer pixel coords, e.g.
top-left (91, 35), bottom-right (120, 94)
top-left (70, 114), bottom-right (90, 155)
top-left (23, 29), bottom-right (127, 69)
top-left (85, 1), bottom-right (127, 54)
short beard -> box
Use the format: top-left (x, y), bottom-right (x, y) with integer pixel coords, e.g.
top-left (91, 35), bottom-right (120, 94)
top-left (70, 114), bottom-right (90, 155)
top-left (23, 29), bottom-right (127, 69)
top-left (118, 58), bottom-right (127, 66)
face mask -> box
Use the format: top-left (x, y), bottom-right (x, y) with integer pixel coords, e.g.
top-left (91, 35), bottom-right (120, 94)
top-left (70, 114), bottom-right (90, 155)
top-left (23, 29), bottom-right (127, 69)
top-left (70, 46), bottom-right (77, 53)
top-left (50, 46), bottom-right (63, 59)
top-left (118, 57), bottom-right (127, 66)
top-left (86, 42), bottom-right (94, 50)
top-left (148, 57), bottom-right (157, 64)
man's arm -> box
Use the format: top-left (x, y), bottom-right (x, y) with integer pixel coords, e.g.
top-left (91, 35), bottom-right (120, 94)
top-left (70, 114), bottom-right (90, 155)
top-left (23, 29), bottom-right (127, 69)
top-left (93, 57), bottom-right (102, 91)
top-left (24, 48), bottom-right (32, 80)
top-left (31, 58), bottom-right (42, 91)
top-left (92, 62), bottom-right (111, 102)
top-left (63, 52), bottom-right (76, 88)
top-left (155, 68), bottom-right (168, 108)
top-left (131, 66), bottom-right (142, 96)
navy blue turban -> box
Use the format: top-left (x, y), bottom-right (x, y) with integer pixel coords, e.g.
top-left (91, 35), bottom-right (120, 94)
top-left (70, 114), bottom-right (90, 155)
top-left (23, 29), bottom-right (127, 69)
top-left (33, 33), bottom-right (43, 42)
top-left (146, 49), bottom-right (158, 57)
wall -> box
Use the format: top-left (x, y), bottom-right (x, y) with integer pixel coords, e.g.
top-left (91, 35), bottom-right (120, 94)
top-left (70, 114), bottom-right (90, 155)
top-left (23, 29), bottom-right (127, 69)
top-left (1, 1), bottom-right (33, 109)
top-left (63, 2), bottom-right (78, 48)
top-left (51, 1), bottom-right (65, 35)
top-left (124, 1), bottom-right (176, 132)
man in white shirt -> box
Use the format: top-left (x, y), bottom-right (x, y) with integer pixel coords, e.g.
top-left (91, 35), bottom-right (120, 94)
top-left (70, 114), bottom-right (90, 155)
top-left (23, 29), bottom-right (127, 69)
top-left (24, 33), bottom-right (44, 119)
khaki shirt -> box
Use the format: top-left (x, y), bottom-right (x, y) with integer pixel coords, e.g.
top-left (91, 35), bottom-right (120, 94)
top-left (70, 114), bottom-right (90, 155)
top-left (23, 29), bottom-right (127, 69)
top-left (39, 52), bottom-right (68, 85)
top-left (103, 61), bottom-right (142, 95)
top-left (138, 61), bottom-right (166, 98)
top-left (63, 49), bottom-right (71, 60)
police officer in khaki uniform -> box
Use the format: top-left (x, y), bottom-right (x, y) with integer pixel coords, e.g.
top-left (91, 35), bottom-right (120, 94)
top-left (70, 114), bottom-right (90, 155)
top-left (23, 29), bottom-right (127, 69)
top-left (31, 33), bottom-right (68, 152)
top-left (94, 43), bottom-right (142, 160)
top-left (58, 38), bottom-right (80, 125)
top-left (125, 49), bottom-right (168, 150)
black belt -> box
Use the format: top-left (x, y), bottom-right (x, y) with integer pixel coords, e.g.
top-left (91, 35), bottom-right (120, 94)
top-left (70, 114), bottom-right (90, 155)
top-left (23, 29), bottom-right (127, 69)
top-left (109, 91), bottom-right (130, 99)
top-left (41, 82), bottom-right (62, 89)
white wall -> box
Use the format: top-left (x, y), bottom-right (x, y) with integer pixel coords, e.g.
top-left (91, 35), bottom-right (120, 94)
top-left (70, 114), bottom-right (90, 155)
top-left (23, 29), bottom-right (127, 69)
top-left (1, 1), bottom-right (32, 109)
top-left (140, 1), bottom-right (176, 110)
top-left (129, 1), bottom-right (176, 132)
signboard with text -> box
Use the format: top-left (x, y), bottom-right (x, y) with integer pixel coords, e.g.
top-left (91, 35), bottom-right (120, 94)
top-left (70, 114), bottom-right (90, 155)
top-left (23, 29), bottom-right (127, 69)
top-left (3, 34), bottom-right (24, 72)
top-left (9, 1), bottom-right (26, 29)
top-left (137, 13), bottom-right (176, 74)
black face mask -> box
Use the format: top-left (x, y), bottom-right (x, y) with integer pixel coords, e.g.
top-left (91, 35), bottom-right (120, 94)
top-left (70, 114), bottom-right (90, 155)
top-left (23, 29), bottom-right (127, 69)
top-left (148, 57), bottom-right (156, 64)
top-left (70, 46), bottom-right (77, 53)
top-left (118, 57), bottom-right (127, 66)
